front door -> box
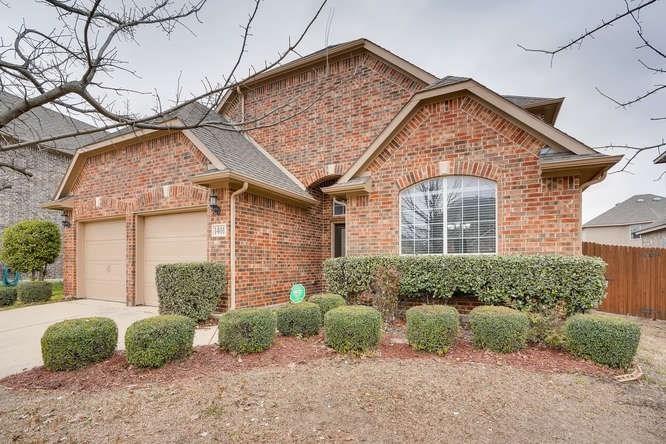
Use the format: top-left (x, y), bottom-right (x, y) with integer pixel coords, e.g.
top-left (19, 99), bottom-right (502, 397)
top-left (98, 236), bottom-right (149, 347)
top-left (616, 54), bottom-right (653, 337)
top-left (333, 223), bottom-right (346, 257)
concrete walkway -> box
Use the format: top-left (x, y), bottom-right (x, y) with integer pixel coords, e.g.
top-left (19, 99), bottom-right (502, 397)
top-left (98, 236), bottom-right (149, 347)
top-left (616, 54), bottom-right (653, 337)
top-left (0, 299), bottom-right (217, 378)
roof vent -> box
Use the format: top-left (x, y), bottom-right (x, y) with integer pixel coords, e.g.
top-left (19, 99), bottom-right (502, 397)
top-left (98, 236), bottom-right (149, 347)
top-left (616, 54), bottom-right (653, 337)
top-left (636, 198), bottom-right (645, 202)
top-left (653, 197), bottom-right (662, 201)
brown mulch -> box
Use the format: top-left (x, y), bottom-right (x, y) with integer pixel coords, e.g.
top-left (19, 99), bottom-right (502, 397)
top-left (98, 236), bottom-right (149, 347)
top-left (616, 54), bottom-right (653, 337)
top-left (0, 327), bottom-right (619, 392)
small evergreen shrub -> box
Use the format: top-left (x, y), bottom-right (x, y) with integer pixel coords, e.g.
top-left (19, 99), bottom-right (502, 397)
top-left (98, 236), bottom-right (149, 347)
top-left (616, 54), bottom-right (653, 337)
top-left (0, 220), bottom-right (61, 280)
top-left (309, 293), bottom-right (346, 317)
top-left (17, 281), bottom-right (52, 303)
top-left (324, 305), bottom-right (381, 353)
top-left (406, 305), bottom-right (460, 354)
top-left (469, 306), bottom-right (530, 353)
top-left (125, 315), bottom-right (195, 368)
top-left (371, 265), bottom-right (400, 322)
top-left (276, 302), bottom-right (322, 337)
top-left (564, 314), bottom-right (640, 369)
top-left (156, 262), bottom-right (226, 322)
top-left (218, 308), bottom-right (276, 354)
top-left (41, 317), bottom-right (117, 371)
top-left (0, 286), bottom-right (17, 306)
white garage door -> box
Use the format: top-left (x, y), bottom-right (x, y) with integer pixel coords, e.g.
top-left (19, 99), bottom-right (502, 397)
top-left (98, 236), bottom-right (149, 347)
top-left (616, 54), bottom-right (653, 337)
top-left (141, 211), bottom-right (207, 306)
top-left (80, 219), bottom-right (126, 302)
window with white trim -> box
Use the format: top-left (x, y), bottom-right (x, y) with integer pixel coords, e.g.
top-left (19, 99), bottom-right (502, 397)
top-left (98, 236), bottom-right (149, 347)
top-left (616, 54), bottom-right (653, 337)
top-left (400, 176), bottom-right (497, 254)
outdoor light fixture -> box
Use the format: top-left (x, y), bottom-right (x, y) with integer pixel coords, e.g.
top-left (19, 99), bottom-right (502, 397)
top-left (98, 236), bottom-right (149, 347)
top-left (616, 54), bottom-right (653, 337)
top-left (209, 191), bottom-right (221, 215)
top-left (62, 212), bottom-right (71, 228)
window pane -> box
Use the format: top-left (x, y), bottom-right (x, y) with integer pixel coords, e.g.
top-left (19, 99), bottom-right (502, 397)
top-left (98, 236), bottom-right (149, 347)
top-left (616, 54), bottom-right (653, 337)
top-left (447, 222), bottom-right (462, 238)
top-left (479, 220), bottom-right (495, 237)
top-left (479, 237), bottom-right (496, 253)
top-left (429, 238), bottom-right (444, 254)
top-left (401, 240), bottom-right (414, 255)
top-left (431, 223), bottom-right (443, 239)
top-left (447, 238), bottom-right (462, 254)
top-left (415, 240), bottom-right (429, 255)
top-left (414, 225), bottom-right (429, 240)
top-left (479, 205), bottom-right (495, 220)
top-left (462, 206), bottom-right (479, 222)
top-left (430, 208), bottom-right (443, 224)
top-left (447, 206), bottom-right (462, 221)
top-left (463, 221), bottom-right (479, 238)
top-left (463, 238), bottom-right (479, 254)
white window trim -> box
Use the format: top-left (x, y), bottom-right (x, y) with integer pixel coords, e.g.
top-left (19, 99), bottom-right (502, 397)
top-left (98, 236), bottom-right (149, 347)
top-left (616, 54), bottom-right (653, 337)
top-left (398, 176), bottom-right (498, 256)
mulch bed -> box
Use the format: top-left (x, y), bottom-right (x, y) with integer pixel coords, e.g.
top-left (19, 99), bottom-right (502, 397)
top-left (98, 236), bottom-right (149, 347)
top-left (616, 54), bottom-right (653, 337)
top-left (1, 328), bottom-right (619, 392)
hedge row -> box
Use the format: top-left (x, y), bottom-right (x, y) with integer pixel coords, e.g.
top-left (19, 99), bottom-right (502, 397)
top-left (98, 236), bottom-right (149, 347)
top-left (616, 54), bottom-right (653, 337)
top-left (324, 255), bottom-right (607, 315)
top-left (156, 262), bottom-right (226, 322)
top-left (0, 286), bottom-right (17, 306)
top-left (17, 281), bottom-right (52, 303)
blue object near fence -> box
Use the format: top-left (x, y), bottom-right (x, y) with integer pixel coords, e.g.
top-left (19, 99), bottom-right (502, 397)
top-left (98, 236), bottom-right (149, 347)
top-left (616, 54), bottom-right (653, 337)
top-left (1, 264), bottom-right (20, 286)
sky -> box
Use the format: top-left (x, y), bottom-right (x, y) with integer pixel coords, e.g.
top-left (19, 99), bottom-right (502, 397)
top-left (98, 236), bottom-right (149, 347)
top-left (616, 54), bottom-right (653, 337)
top-left (1, 0), bottom-right (665, 221)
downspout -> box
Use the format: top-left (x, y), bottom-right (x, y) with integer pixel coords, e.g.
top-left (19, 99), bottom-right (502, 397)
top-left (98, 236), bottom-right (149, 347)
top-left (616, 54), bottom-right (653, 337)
top-left (229, 182), bottom-right (248, 310)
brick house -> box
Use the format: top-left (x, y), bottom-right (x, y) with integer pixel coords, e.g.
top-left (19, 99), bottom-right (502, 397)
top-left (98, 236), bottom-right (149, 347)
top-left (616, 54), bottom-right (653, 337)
top-left (0, 92), bottom-right (103, 278)
top-left (45, 39), bottom-right (621, 308)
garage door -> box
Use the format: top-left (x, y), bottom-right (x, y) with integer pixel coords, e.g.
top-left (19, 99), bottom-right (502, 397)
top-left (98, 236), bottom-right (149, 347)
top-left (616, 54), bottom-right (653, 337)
top-left (80, 219), bottom-right (126, 302)
top-left (141, 211), bottom-right (207, 306)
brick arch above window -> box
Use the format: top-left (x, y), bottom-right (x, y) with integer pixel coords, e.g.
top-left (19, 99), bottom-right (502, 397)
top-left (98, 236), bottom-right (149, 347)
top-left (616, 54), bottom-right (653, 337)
top-left (303, 164), bottom-right (346, 189)
top-left (394, 160), bottom-right (501, 191)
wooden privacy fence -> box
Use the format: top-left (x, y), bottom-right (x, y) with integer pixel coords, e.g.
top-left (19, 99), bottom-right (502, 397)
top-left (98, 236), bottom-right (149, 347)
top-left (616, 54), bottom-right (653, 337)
top-left (583, 242), bottom-right (666, 320)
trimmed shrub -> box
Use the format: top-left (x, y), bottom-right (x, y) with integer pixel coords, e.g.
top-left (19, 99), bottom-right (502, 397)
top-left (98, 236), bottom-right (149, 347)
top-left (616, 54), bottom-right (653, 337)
top-left (564, 314), bottom-right (640, 369)
top-left (371, 265), bottom-right (400, 322)
top-left (276, 302), bottom-right (322, 337)
top-left (156, 262), bottom-right (226, 322)
top-left (218, 308), bottom-right (276, 354)
top-left (0, 286), bottom-right (17, 306)
top-left (41, 317), bottom-right (117, 371)
top-left (309, 293), bottom-right (346, 317)
top-left (323, 255), bottom-right (607, 315)
top-left (17, 281), bottom-right (52, 303)
top-left (469, 306), bottom-right (530, 353)
top-left (125, 315), bottom-right (195, 368)
top-left (1, 220), bottom-right (61, 280)
top-left (406, 305), bottom-right (460, 354)
top-left (324, 305), bottom-right (381, 353)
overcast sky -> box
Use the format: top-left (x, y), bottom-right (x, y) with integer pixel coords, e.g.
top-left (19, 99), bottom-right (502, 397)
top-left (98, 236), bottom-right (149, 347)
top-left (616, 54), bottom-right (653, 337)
top-left (2, 0), bottom-right (665, 221)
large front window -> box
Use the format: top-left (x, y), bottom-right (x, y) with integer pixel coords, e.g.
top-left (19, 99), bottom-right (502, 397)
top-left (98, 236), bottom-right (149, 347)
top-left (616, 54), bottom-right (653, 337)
top-left (400, 176), bottom-right (496, 254)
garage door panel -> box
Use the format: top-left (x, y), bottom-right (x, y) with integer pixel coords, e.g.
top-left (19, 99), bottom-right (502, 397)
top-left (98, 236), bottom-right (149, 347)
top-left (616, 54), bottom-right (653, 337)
top-left (81, 220), bottom-right (126, 303)
top-left (141, 211), bottom-right (207, 306)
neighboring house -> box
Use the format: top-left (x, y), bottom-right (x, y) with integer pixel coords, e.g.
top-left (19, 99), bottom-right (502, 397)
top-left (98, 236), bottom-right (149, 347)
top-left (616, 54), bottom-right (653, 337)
top-left (44, 38), bottom-right (621, 308)
top-left (0, 92), bottom-right (103, 278)
top-left (582, 194), bottom-right (666, 247)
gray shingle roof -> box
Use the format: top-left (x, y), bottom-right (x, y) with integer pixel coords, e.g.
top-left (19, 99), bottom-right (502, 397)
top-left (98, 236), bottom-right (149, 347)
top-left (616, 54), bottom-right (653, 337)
top-left (583, 194), bottom-right (666, 227)
top-left (634, 219), bottom-right (666, 235)
top-left (0, 91), bottom-right (105, 154)
top-left (173, 102), bottom-right (311, 199)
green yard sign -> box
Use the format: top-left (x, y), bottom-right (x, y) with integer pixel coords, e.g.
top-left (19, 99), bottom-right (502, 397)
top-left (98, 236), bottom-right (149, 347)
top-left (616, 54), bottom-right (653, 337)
top-left (290, 283), bottom-right (306, 303)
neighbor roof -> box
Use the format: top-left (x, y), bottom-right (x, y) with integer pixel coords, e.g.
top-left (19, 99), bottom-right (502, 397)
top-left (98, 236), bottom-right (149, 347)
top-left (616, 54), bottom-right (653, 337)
top-left (583, 194), bottom-right (666, 228)
top-left (634, 219), bottom-right (666, 236)
top-left (0, 91), bottom-right (104, 154)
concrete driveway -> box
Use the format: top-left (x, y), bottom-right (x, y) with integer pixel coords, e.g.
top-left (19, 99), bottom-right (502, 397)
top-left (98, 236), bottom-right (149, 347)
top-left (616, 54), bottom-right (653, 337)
top-left (0, 300), bottom-right (218, 378)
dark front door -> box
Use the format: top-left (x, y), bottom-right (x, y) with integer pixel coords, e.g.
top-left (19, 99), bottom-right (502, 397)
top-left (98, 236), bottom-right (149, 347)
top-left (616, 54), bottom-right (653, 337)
top-left (333, 223), bottom-right (346, 257)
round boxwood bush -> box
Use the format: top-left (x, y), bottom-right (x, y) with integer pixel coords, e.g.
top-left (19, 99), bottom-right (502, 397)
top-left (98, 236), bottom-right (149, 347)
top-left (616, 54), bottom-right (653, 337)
top-left (309, 293), bottom-right (346, 318)
top-left (564, 314), bottom-right (640, 369)
top-left (324, 305), bottom-right (381, 353)
top-left (17, 281), bottom-right (52, 303)
top-left (41, 317), bottom-right (117, 371)
top-left (0, 286), bottom-right (17, 306)
top-left (469, 305), bottom-right (530, 353)
top-left (218, 308), bottom-right (276, 354)
top-left (276, 302), bottom-right (322, 337)
top-left (125, 315), bottom-right (196, 368)
top-left (406, 305), bottom-right (460, 354)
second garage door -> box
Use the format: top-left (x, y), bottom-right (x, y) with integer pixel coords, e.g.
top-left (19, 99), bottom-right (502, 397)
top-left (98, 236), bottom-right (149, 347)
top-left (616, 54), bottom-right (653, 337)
top-left (141, 211), bottom-right (207, 306)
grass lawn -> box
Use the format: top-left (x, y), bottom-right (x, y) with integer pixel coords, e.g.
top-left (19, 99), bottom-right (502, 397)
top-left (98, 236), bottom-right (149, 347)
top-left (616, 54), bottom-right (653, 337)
top-left (0, 280), bottom-right (64, 312)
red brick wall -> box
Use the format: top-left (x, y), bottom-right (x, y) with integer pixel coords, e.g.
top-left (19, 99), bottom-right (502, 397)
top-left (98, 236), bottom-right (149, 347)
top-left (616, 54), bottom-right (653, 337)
top-left (346, 95), bottom-right (582, 256)
top-left (222, 49), bottom-right (427, 186)
top-left (234, 191), bottom-right (325, 307)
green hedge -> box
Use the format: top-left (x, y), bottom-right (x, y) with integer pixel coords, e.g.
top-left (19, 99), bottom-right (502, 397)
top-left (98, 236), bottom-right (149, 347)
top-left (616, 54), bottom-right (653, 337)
top-left (156, 262), bottom-right (226, 322)
top-left (309, 293), bottom-right (346, 318)
top-left (276, 302), bottom-right (322, 337)
top-left (41, 317), bottom-right (117, 371)
top-left (469, 306), bottom-right (530, 353)
top-left (0, 286), bottom-right (17, 306)
top-left (17, 281), bottom-right (52, 303)
top-left (324, 305), bottom-right (381, 353)
top-left (564, 314), bottom-right (640, 369)
top-left (218, 308), bottom-right (276, 354)
top-left (406, 305), bottom-right (459, 354)
top-left (324, 255), bottom-right (607, 315)
top-left (125, 315), bottom-right (196, 368)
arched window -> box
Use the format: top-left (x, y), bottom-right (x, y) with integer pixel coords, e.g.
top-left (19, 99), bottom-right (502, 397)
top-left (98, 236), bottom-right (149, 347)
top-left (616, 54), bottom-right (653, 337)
top-left (400, 176), bottom-right (496, 254)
